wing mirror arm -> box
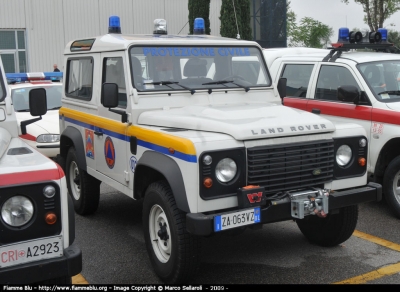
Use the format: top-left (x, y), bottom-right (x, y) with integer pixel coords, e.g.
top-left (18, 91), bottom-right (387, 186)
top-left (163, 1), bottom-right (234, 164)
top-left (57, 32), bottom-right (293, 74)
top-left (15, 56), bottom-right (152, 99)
top-left (277, 78), bottom-right (287, 104)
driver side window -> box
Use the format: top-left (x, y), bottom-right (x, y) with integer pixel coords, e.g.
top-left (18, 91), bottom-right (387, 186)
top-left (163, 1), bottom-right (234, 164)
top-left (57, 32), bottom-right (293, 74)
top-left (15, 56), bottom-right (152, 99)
top-left (316, 65), bottom-right (360, 101)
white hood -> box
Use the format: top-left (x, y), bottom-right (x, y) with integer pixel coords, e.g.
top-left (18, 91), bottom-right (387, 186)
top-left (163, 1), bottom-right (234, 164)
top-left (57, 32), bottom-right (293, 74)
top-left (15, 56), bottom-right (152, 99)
top-left (139, 103), bottom-right (335, 140)
top-left (0, 127), bottom-right (11, 160)
top-left (16, 110), bottom-right (60, 134)
top-left (386, 102), bottom-right (400, 111)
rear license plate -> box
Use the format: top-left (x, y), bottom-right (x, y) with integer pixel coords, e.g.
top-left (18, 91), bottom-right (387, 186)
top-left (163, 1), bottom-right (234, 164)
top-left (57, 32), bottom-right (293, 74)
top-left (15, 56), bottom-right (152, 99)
top-left (0, 236), bottom-right (63, 268)
top-left (214, 207), bottom-right (261, 232)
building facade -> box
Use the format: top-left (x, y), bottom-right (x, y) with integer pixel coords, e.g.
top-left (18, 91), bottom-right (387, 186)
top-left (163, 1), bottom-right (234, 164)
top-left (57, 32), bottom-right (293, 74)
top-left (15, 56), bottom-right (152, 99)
top-left (0, 0), bottom-right (223, 73)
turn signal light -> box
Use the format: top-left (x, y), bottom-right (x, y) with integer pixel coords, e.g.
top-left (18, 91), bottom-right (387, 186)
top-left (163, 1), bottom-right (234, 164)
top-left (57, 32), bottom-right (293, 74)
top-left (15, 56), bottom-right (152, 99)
top-left (203, 177), bottom-right (213, 188)
top-left (45, 213), bottom-right (57, 225)
top-left (358, 157), bottom-right (366, 167)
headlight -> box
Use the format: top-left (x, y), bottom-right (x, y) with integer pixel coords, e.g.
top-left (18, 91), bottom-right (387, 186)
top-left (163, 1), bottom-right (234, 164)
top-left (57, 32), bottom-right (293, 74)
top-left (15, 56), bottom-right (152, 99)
top-left (36, 134), bottom-right (60, 143)
top-left (1, 196), bottom-right (34, 227)
top-left (215, 158), bottom-right (237, 182)
top-left (336, 145), bottom-right (352, 166)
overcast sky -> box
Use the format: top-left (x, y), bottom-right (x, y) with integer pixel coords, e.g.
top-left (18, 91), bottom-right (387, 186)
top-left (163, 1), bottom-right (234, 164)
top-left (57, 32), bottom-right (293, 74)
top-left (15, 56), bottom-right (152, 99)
top-left (289, 0), bottom-right (400, 42)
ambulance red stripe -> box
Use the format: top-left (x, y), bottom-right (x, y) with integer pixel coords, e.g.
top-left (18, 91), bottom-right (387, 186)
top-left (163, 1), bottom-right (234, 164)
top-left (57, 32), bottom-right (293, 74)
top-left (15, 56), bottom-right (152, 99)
top-left (284, 97), bottom-right (400, 126)
top-left (0, 164), bottom-right (64, 186)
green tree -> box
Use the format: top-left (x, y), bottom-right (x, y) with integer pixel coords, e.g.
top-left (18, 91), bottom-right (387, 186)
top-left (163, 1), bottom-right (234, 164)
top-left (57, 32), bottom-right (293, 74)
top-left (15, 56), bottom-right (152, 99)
top-left (388, 29), bottom-right (400, 47)
top-left (288, 16), bottom-right (333, 48)
top-left (341, 0), bottom-right (400, 31)
top-left (220, 0), bottom-right (252, 40)
top-left (188, 0), bottom-right (211, 35)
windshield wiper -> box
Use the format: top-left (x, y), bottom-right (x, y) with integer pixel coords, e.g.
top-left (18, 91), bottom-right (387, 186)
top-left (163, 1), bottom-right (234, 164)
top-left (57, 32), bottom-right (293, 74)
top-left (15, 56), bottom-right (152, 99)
top-left (202, 80), bottom-right (250, 92)
top-left (378, 90), bottom-right (400, 95)
top-left (143, 81), bottom-right (196, 95)
top-left (48, 106), bottom-right (62, 110)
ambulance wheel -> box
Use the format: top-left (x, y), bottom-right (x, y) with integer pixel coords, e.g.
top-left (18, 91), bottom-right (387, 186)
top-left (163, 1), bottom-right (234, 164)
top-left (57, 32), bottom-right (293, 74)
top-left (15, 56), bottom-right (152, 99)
top-left (143, 181), bottom-right (201, 284)
top-left (66, 147), bottom-right (100, 215)
top-left (383, 156), bottom-right (400, 218)
top-left (296, 205), bottom-right (358, 247)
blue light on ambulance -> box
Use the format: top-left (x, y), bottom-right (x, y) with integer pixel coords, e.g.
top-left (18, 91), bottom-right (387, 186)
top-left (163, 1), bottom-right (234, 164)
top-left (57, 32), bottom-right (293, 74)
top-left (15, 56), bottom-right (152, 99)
top-left (378, 28), bottom-right (388, 42)
top-left (338, 27), bottom-right (350, 42)
top-left (194, 18), bottom-right (205, 35)
top-left (108, 15), bottom-right (121, 34)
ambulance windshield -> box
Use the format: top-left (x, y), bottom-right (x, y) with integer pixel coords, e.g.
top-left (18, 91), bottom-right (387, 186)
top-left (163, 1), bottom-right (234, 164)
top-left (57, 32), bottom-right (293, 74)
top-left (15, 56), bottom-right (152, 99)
top-left (358, 60), bottom-right (400, 102)
top-left (129, 46), bottom-right (270, 92)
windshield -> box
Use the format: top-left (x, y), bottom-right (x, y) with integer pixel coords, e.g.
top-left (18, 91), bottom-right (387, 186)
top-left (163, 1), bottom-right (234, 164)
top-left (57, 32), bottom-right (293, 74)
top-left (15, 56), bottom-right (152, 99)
top-left (129, 46), bottom-right (270, 92)
top-left (358, 60), bottom-right (400, 102)
top-left (11, 85), bottom-right (62, 112)
top-left (0, 68), bottom-right (5, 102)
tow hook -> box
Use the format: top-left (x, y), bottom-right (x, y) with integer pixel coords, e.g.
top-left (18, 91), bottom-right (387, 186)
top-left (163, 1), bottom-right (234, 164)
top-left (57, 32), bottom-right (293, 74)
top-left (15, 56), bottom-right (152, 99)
top-left (289, 189), bottom-right (330, 219)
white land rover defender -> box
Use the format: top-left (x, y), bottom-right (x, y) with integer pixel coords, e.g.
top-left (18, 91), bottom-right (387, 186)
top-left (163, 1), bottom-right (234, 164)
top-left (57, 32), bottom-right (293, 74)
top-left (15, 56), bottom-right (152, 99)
top-left (264, 27), bottom-right (400, 218)
top-left (59, 17), bottom-right (381, 283)
top-left (0, 57), bottom-right (81, 284)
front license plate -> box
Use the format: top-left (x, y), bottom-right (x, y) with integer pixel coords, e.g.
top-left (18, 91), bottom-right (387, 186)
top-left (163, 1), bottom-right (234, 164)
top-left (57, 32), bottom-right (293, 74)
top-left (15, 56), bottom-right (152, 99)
top-left (214, 207), bottom-right (261, 232)
top-left (0, 236), bottom-right (63, 268)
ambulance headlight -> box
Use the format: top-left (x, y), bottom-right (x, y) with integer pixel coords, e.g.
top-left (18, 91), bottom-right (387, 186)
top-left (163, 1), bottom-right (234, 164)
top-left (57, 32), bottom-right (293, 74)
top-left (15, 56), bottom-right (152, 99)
top-left (153, 19), bottom-right (167, 35)
top-left (336, 145), bottom-right (352, 166)
top-left (37, 134), bottom-right (60, 143)
top-left (215, 158), bottom-right (237, 183)
top-left (1, 196), bottom-right (34, 227)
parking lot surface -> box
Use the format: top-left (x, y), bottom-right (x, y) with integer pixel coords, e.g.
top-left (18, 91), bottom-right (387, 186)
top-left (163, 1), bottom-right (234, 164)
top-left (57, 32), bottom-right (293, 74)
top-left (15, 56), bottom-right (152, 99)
top-left (73, 185), bottom-right (400, 284)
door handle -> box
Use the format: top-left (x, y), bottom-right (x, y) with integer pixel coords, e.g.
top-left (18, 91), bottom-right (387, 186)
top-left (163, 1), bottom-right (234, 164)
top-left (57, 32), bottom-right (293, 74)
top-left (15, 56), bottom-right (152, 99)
top-left (311, 108), bottom-right (321, 115)
top-left (94, 131), bottom-right (103, 136)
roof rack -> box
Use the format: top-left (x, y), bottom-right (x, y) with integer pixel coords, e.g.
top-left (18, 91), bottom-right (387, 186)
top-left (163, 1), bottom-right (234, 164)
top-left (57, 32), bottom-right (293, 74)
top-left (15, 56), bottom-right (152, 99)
top-left (323, 43), bottom-right (395, 62)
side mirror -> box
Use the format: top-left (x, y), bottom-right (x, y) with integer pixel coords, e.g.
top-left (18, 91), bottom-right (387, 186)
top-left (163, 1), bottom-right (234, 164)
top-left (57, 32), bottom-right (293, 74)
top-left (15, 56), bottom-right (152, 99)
top-left (101, 83), bottom-right (128, 123)
top-left (29, 88), bottom-right (47, 116)
top-left (337, 85), bottom-right (360, 104)
top-left (102, 83), bottom-right (119, 108)
top-left (277, 78), bottom-right (287, 99)
top-left (20, 88), bottom-right (47, 135)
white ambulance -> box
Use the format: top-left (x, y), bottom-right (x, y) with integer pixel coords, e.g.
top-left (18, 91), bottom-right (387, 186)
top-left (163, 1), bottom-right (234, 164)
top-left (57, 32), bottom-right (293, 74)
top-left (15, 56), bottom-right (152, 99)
top-left (59, 17), bottom-right (381, 283)
top-left (264, 27), bottom-right (400, 218)
top-left (0, 57), bottom-right (81, 284)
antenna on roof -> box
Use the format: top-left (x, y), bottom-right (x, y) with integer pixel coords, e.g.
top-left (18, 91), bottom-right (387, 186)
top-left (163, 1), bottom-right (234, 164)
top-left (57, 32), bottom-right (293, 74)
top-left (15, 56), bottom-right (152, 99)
top-left (232, 0), bottom-right (240, 40)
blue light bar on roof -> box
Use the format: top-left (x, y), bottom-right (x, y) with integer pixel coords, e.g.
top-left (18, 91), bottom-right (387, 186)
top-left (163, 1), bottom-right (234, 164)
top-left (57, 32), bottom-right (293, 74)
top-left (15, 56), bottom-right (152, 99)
top-left (109, 15), bottom-right (121, 34)
top-left (194, 18), bottom-right (205, 35)
top-left (378, 28), bottom-right (388, 42)
top-left (6, 72), bottom-right (63, 83)
top-left (338, 27), bottom-right (350, 43)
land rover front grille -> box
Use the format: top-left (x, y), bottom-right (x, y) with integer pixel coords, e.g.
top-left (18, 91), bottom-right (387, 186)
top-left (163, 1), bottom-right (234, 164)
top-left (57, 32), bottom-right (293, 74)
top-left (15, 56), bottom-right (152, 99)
top-left (247, 140), bottom-right (334, 196)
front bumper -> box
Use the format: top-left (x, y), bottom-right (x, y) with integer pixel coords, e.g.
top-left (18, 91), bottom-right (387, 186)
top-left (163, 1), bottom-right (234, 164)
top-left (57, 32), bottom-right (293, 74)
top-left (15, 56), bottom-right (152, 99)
top-left (0, 243), bottom-right (82, 284)
top-left (186, 182), bottom-right (382, 236)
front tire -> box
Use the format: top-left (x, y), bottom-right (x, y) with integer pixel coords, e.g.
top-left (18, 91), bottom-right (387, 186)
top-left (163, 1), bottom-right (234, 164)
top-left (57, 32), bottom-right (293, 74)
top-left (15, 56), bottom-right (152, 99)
top-left (65, 147), bottom-right (100, 215)
top-left (296, 205), bottom-right (358, 247)
top-left (143, 181), bottom-right (201, 284)
top-left (383, 156), bottom-right (400, 218)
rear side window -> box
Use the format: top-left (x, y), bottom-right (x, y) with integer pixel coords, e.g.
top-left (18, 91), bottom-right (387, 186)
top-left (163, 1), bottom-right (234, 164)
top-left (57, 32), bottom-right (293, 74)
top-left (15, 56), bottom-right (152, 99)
top-left (316, 65), bottom-right (360, 101)
top-left (281, 64), bottom-right (313, 98)
top-left (0, 68), bottom-right (5, 102)
top-left (66, 57), bottom-right (93, 100)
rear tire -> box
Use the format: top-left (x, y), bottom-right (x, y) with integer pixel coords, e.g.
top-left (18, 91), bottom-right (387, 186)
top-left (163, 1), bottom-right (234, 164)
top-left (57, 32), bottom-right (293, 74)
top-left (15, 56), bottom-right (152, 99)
top-left (66, 147), bottom-right (100, 215)
top-left (383, 155), bottom-right (400, 218)
top-left (143, 180), bottom-right (201, 284)
top-left (296, 205), bottom-right (358, 247)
